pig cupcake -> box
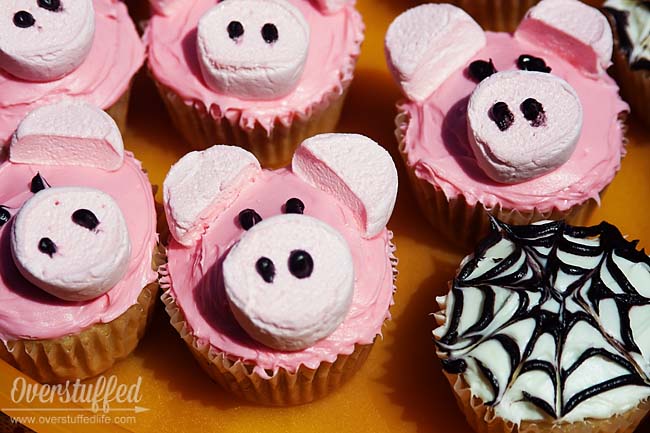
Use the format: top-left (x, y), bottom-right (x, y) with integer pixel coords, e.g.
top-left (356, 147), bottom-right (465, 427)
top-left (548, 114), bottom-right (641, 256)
top-left (0, 101), bottom-right (159, 383)
top-left (146, 0), bottom-right (364, 167)
top-left (160, 133), bottom-right (398, 405)
top-left (0, 0), bottom-right (145, 144)
top-left (385, 0), bottom-right (628, 247)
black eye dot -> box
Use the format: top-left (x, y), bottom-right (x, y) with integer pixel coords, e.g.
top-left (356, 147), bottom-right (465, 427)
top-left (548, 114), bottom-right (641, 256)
top-left (256, 257), bottom-right (275, 283)
top-left (38, 237), bottom-right (57, 257)
top-left (288, 250), bottom-right (313, 279)
top-left (0, 206), bottom-right (10, 228)
top-left (38, 0), bottom-right (61, 12)
top-left (261, 23), bottom-right (278, 44)
top-left (30, 173), bottom-right (49, 194)
top-left (284, 198), bottom-right (305, 215)
top-left (521, 98), bottom-right (546, 128)
top-left (13, 11), bottom-right (35, 28)
top-left (468, 59), bottom-right (496, 82)
top-left (238, 209), bottom-right (262, 230)
top-left (227, 20), bottom-right (244, 40)
top-left (490, 102), bottom-right (515, 131)
top-left (517, 54), bottom-right (552, 73)
top-left (72, 209), bottom-right (100, 231)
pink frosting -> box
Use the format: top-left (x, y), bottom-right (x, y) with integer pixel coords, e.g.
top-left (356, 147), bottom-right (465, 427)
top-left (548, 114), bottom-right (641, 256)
top-left (145, 0), bottom-right (364, 132)
top-left (400, 32), bottom-right (628, 213)
top-left (164, 169), bottom-right (395, 376)
top-left (0, 153), bottom-right (157, 342)
top-left (0, 0), bottom-right (145, 144)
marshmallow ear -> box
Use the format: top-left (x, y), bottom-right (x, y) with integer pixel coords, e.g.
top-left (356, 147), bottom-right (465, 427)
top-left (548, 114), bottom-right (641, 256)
top-left (515, 0), bottom-right (613, 77)
top-left (10, 101), bottom-right (124, 171)
top-left (311, 0), bottom-right (353, 14)
top-left (164, 145), bottom-right (262, 246)
top-left (292, 134), bottom-right (398, 239)
top-left (385, 4), bottom-right (486, 102)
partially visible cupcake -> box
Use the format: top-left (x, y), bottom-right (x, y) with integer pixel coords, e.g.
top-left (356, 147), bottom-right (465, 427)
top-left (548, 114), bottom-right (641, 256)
top-left (0, 0), bottom-right (145, 143)
top-left (160, 133), bottom-right (398, 405)
top-left (146, 0), bottom-right (364, 168)
top-left (604, 0), bottom-right (650, 126)
top-left (385, 0), bottom-right (627, 247)
top-left (0, 101), bottom-right (159, 383)
top-left (434, 218), bottom-right (650, 433)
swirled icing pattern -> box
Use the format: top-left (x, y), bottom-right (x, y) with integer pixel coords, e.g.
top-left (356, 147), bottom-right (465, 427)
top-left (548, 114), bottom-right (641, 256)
top-left (434, 219), bottom-right (650, 424)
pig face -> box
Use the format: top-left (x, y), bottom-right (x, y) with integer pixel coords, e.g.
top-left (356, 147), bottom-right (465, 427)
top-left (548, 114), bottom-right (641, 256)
top-left (0, 0), bottom-right (95, 82)
top-left (163, 133), bottom-right (398, 351)
top-left (385, 0), bottom-right (613, 184)
top-left (3, 100), bottom-right (133, 302)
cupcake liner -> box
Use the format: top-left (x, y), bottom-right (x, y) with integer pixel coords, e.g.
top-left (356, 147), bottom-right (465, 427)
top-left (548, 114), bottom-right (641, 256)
top-left (446, 0), bottom-right (539, 32)
top-left (442, 371), bottom-right (650, 433)
top-left (159, 235), bottom-right (398, 406)
top-left (105, 86), bottom-right (133, 135)
top-left (154, 80), bottom-right (350, 169)
top-left (0, 247), bottom-right (165, 384)
top-left (395, 111), bottom-right (603, 248)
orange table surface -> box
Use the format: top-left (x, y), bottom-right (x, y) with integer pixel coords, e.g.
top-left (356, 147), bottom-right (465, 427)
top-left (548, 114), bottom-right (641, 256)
top-left (2, 0), bottom-right (650, 432)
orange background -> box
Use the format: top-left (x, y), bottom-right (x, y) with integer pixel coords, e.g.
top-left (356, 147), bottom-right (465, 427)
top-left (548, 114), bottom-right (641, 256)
top-left (2, 0), bottom-right (650, 432)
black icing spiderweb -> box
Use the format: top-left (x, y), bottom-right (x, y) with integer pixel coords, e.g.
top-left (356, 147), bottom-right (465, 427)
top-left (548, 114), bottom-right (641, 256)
top-left (436, 219), bottom-right (650, 420)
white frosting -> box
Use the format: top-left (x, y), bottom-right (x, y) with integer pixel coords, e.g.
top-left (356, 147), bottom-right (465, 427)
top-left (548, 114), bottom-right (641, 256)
top-left (292, 133), bottom-right (398, 239)
top-left (605, 0), bottom-right (650, 67)
top-left (0, 0), bottom-right (95, 82)
top-left (223, 214), bottom-right (354, 351)
top-left (163, 145), bottom-right (262, 247)
top-left (10, 100), bottom-right (124, 172)
top-left (435, 220), bottom-right (650, 425)
top-left (10, 187), bottom-right (131, 302)
top-left (196, 0), bottom-right (310, 100)
top-left (384, 4), bottom-right (486, 102)
top-left (467, 71), bottom-right (583, 184)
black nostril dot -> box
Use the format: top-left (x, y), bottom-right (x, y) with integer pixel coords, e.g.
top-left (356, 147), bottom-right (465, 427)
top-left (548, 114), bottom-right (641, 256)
top-left (284, 198), bottom-right (305, 215)
top-left (256, 257), bottom-right (275, 283)
top-left (517, 54), bottom-right (551, 73)
top-left (30, 173), bottom-right (49, 194)
top-left (521, 98), bottom-right (546, 128)
top-left (72, 209), bottom-right (100, 231)
top-left (490, 102), bottom-right (515, 131)
top-left (288, 250), bottom-right (313, 279)
top-left (38, 0), bottom-right (61, 12)
top-left (13, 11), bottom-right (35, 28)
top-left (238, 209), bottom-right (262, 230)
top-left (227, 20), bottom-right (244, 40)
top-left (261, 23), bottom-right (278, 44)
top-left (468, 59), bottom-right (496, 82)
top-left (38, 237), bottom-right (57, 257)
top-left (0, 206), bottom-right (10, 228)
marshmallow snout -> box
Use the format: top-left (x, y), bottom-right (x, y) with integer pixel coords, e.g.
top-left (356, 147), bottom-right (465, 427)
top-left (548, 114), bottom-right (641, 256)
top-left (11, 187), bottom-right (131, 302)
top-left (467, 71), bottom-right (583, 184)
top-left (197, 0), bottom-right (310, 100)
top-left (223, 214), bottom-right (354, 351)
top-left (0, 0), bottom-right (95, 82)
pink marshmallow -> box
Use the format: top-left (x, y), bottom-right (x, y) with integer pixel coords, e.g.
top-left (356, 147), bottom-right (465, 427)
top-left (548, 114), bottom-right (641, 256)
top-left (467, 71), bottom-right (583, 184)
top-left (0, 0), bottom-right (95, 82)
top-left (311, 0), bottom-right (352, 14)
top-left (292, 133), bottom-right (398, 238)
top-left (149, 0), bottom-right (183, 16)
top-left (385, 4), bottom-right (486, 102)
top-left (164, 145), bottom-right (262, 247)
top-left (10, 101), bottom-right (124, 172)
top-left (11, 187), bottom-right (131, 302)
top-left (197, 0), bottom-right (310, 100)
top-left (515, 0), bottom-right (613, 77)
top-left (223, 214), bottom-right (354, 351)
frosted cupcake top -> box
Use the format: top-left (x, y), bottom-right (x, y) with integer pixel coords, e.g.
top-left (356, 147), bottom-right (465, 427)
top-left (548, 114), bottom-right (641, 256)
top-left (146, 0), bottom-right (364, 132)
top-left (385, 0), bottom-right (628, 213)
top-left (434, 219), bottom-right (650, 424)
top-left (162, 134), bottom-right (398, 376)
top-left (0, 101), bottom-right (157, 342)
top-left (0, 0), bottom-right (145, 144)
top-left (604, 0), bottom-right (650, 69)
